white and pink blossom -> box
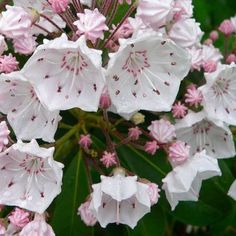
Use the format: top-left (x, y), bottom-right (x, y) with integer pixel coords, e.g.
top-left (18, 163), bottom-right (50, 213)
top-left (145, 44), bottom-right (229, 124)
top-left (0, 140), bottom-right (63, 213)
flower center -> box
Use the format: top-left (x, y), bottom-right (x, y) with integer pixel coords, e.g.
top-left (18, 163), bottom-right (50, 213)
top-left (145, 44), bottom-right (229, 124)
top-left (122, 50), bottom-right (150, 78)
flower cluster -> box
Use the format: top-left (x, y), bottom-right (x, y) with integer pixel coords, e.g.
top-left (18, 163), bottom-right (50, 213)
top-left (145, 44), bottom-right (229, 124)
top-left (0, 0), bottom-right (235, 234)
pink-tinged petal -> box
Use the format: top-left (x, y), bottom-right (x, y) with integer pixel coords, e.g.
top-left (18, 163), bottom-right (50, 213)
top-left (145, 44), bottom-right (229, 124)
top-left (23, 34), bottom-right (105, 112)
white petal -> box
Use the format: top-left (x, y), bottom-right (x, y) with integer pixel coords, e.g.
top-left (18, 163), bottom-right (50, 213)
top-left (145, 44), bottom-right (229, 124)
top-left (106, 31), bottom-right (191, 113)
top-left (23, 34), bottom-right (105, 112)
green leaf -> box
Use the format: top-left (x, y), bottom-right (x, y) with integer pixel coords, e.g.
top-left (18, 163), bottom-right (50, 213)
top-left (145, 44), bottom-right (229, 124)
top-left (51, 151), bottom-right (93, 236)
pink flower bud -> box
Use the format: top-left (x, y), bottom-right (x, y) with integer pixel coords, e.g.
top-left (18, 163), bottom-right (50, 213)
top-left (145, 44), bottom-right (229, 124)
top-left (218, 19), bottom-right (234, 35)
top-left (79, 134), bottom-right (92, 150)
top-left (128, 127), bottom-right (142, 140)
top-left (202, 60), bottom-right (217, 73)
top-left (100, 151), bottom-right (117, 168)
top-left (8, 208), bottom-right (30, 228)
top-left (78, 200), bottom-right (97, 226)
top-left (203, 38), bottom-right (213, 45)
top-left (185, 85), bottom-right (203, 107)
top-left (226, 54), bottom-right (236, 64)
top-left (146, 183), bottom-right (160, 205)
top-left (99, 90), bottom-right (111, 109)
top-left (148, 119), bottom-right (176, 143)
top-left (0, 54), bottom-right (19, 73)
top-left (168, 141), bottom-right (190, 166)
top-left (144, 141), bottom-right (159, 155)
top-left (209, 30), bottom-right (219, 41)
top-left (172, 101), bottom-right (188, 119)
top-left (13, 34), bottom-right (37, 55)
top-left (49, 0), bottom-right (70, 13)
top-left (74, 9), bottom-right (109, 44)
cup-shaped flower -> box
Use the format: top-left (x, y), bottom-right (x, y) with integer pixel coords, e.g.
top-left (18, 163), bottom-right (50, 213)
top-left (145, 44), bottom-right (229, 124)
top-left (0, 140), bottom-right (63, 214)
top-left (162, 150), bottom-right (221, 210)
top-left (136, 0), bottom-right (174, 30)
top-left (0, 5), bottom-right (32, 39)
top-left (106, 31), bottom-right (191, 114)
top-left (89, 169), bottom-right (153, 229)
top-left (168, 18), bottom-right (203, 48)
top-left (199, 63), bottom-right (236, 125)
top-left (19, 214), bottom-right (55, 236)
top-left (0, 71), bottom-right (61, 142)
top-left (175, 111), bottom-right (235, 158)
top-left (23, 34), bottom-right (105, 112)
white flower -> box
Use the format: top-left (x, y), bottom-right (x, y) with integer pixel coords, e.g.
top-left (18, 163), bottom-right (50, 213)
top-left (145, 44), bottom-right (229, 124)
top-left (19, 214), bottom-right (55, 236)
top-left (174, 0), bottom-right (193, 20)
top-left (199, 63), bottom-right (236, 125)
top-left (89, 169), bottom-right (152, 229)
top-left (80, 0), bottom-right (92, 7)
top-left (136, 0), bottom-right (175, 30)
top-left (0, 5), bottom-right (32, 39)
top-left (23, 34), bottom-right (105, 111)
top-left (230, 15), bottom-right (236, 32)
top-left (228, 180), bottom-right (236, 201)
top-left (13, 0), bottom-right (66, 35)
top-left (0, 121), bottom-right (10, 152)
top-left (186, 46), bottom-right (203, 71)
top-left (168, 18), bottom-right (203, 48)
top-left (162, 150), bottom-right (221, 210)
top-left (0, 71), bottom-right (61, 142)
top-left (201, 44), bottom-right (223, 64)
top-left (175, 111), bottom-right (235, 158)
top-left (0, 35), bottom-right (7, 55)
top-left (0, 140), bottom-right (63, 214)
top-left (106, 31), bottom-right (191, 114)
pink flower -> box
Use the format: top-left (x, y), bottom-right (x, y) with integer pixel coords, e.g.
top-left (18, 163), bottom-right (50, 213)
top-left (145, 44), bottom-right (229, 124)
top-left (100, 151), bottom-right (117, 168)
top-left (0, 54), bottom-right (19, 73)
top-left (79, 134), bottom-right (92, 150)
top-left (13, 34), bottom-right (37, 55)
top-left (99, 89), bottom-right (111, 109)
top-left (8, 208), bottom-right (30, 228)
top-left (146, 183), bottom-right (160, 205)
top-left (74, 9), bottom-right (109, 43)
top-left (186, 47), bottom-right (203, 71)
top-left (0, 5), bottom-right (32, 39)
top-left (49, 0), bottom-right (70, 13)
top-left (78, 199), bottom-right (97, 226)
top-left (174, 0), bottom-right (193, 21)
top-left (209, 30), bottom-right (219, 41)
top-left (185, 85), bottom-right (203, 107)
top-left (203, 60), bottom-right (217, 73)
top-left (0, 121), bottom-right (9, 152)
top-left (136, 0), bottom-right (175, 30)
top-left (148, 119), bottom-right (176, 143)
top-left (218, 19), bottom-right (234, 35)
top-left (128, 127), bottom-right (142, 140)
top-left (168, 18), bottom-right (203, 48)
top-left (19, 214), bottom-right (55, 236)
top-left (226, 54), bottom-right (236, 64)
top-left (111, 19), bottom-right (133, 41)
top-left (144, 141), bottom-right (159, 155)
top-left (168, 140), bottom-right (190, 166)
top-left (172, 101), bottom-right (188, 119)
